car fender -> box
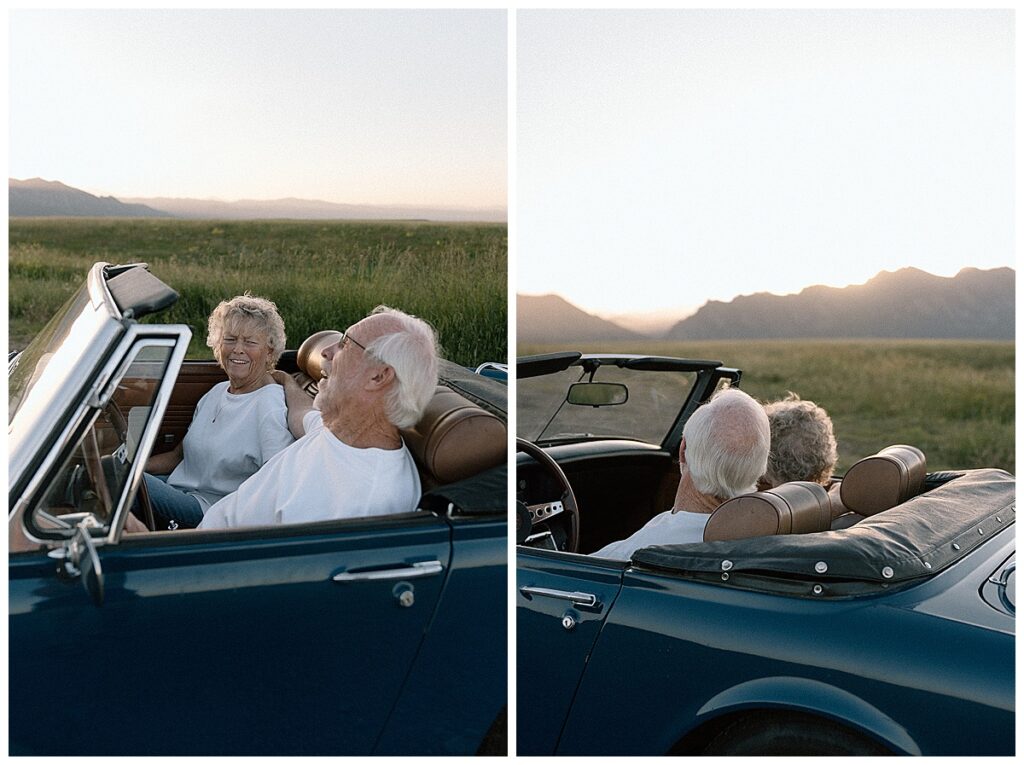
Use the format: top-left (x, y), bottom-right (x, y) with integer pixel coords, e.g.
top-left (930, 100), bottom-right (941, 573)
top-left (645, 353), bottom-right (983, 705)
top-left (688, 675), bottom-right (920, 755)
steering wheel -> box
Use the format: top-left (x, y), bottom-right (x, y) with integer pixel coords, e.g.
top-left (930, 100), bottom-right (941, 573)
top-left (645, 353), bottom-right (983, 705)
top-left (81, 425), bottom-right (114, 519)
top-left (97, 400), bottom-right (156, 531)
top-left (516, 437), bottom-right (580, 553)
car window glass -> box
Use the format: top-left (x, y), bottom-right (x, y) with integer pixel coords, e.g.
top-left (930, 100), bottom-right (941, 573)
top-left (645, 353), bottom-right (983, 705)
top-left (30, 344), bottom-right (173, 532)
top-left (519, 364), bottom-right (697, 445)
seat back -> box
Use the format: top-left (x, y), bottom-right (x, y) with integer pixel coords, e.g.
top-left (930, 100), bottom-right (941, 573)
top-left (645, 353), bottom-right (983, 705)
top-left (401, 385), bottom-right (507, 488)
top-left (839, 444), bottom-right (926, 516)
top-left (704, 481), bottom-right (832, 542)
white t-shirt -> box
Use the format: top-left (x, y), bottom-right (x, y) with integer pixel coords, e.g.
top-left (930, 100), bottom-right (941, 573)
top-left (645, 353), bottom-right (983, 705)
top-left (167, 381), bottom-right (294, 511)
top-left (199, 409), bottom-right (422, 529)
top-left (589, 509), bottom-right (710, 560)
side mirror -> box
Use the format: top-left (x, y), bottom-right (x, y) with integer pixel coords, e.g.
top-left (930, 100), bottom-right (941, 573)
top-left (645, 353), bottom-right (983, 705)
top-left (48, 520), bottom-right (105, 607)
top-left (566, 382), bottom-right (629, 407)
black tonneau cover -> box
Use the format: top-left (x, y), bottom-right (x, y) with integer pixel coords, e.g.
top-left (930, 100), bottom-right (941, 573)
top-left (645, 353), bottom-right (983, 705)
top-left (420, 463), bottom-right (506, 517)
top-left (632, 469), bottom-right (1015, 583)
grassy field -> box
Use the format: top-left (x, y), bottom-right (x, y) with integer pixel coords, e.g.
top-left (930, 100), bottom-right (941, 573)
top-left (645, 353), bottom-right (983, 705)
top-left (10, 218), bottom-right (507, 366)
top-left (519, 339), bottom-right (1015, 474)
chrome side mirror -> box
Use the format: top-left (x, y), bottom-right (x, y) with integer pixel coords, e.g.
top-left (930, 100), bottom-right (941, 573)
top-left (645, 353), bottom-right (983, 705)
top-left (48, 520), bottom-right (105, 607)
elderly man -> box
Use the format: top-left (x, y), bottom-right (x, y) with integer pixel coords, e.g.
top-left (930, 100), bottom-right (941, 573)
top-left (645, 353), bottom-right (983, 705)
top-left (198, 306), bottom-right (438, 529)
top-left (590, 387), bottom-right (770, 559)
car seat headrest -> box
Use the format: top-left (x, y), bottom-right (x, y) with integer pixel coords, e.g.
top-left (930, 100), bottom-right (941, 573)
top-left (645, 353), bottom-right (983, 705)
top-left (704, 481), bottom-right (832, 542)
top-left (296, 330), bottom-right (341, 382)
top-left (839, 444), bottom-right (926, 516)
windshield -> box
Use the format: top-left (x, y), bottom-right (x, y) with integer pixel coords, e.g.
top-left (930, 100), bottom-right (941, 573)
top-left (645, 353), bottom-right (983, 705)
top-left (9, 284), bottom-right (93, 423)
top-left (517, 361), bottom-right (697, 445)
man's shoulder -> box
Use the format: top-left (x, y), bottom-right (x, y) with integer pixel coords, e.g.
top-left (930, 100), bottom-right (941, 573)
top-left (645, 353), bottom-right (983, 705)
top-left (302, 408), bottom-right (325, 432)
top-left (664, 508), bottom-right (712, 526)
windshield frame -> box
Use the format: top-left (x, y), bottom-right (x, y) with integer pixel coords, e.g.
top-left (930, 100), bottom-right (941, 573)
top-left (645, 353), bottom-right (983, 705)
top-left (9, 266), bottom-right (126, 505)
top-left (516, 353), bottom-right (741, 452)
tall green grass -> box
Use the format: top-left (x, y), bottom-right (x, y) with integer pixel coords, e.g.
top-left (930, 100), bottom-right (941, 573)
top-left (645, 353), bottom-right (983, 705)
top-left (10, 218), bottom-right (507, 366)
top-left (520, 339), bottom-right (1014, 474)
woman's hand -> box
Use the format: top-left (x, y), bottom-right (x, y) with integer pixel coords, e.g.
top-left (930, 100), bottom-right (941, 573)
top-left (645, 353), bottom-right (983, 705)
top-left (272, 369), bottom-right (314, 438)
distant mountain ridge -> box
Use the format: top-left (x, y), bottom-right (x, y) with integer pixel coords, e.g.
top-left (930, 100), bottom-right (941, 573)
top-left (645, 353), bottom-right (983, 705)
top-left (665, 267), bottom-right (1014, 341)
top-left (8, 177), bottom-right (505, 222)
top-left (518, 267), bottom-right (1014, 344)
top-left (118, 194), bottom-right (506, 222)
top-left (10, 178), bottom-right (171, 218)
top-left (518, 294), bottom-right (639, 344)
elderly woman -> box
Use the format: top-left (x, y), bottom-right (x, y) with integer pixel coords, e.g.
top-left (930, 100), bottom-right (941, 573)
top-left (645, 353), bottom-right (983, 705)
top-left (758, 392), bottom-right (856, 525)
top-left (141, 294), bottom-right (295, 528)
top-left (759, 393), bottom-right (838, 490)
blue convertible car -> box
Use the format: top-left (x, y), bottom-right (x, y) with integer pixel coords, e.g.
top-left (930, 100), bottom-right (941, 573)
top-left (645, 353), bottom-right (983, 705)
top-left (516, 351), bottom-right (1014, 756)
top-left (9, 263), bottom-right (508, 756)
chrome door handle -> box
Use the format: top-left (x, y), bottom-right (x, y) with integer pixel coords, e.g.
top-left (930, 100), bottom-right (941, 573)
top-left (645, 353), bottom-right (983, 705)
top-left (519, 585), bottom-right (599, 608)
top-left (332, 560), bottom-right (443, 583)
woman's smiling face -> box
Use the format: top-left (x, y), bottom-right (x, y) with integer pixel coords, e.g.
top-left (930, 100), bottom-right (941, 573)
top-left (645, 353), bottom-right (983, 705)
top-left (218, 319), bottom-right (272, 392)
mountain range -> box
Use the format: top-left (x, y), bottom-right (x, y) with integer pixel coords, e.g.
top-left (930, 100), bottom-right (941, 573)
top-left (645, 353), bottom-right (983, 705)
top-left (518, 294), bottom-right (642, 344)
top-left (519, 267), bottom-right (1014, 343)
top-left (9, 178), bottom-right (506, 222)
top-left (9, 178), bottom-right (172, 218)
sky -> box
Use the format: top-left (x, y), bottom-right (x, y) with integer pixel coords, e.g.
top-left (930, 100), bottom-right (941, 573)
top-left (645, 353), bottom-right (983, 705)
top-left (517, 9), bottom-right (1014, 317)
top-left (9, 9), bottom-right (507, 209)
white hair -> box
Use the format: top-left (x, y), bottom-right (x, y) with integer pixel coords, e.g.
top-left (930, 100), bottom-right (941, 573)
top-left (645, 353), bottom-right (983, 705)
top-left (683, 387), bottom-right (770, 499)
top-left (763, 392), bottom-right (837, 486)
top-left (206, 293), bottom-right (286, 368)
top-left (363, 306), bottom-right (439, 429)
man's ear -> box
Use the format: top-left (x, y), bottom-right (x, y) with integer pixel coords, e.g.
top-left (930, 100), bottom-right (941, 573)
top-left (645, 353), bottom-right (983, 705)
top-left (366, 364), bottom-right (395, 391)
top-left (678, 436), bottom-right (687, 465)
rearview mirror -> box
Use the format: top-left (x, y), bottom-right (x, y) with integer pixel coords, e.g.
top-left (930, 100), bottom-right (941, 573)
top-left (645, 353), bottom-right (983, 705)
top-left (566, 382), bottom-right (628, 407)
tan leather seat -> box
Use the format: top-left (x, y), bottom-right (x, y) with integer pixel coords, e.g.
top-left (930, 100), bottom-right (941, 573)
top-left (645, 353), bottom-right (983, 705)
top-left (295, 329), bottom-right (340, 389)
top-left (704, 481), bottom-right (832, 542)
top-left (839, 444), bottom-right (926, 516)
top-left (401, 386), bottom-right (506, 488)
top-left (295, 330), bottom-right (506, 488)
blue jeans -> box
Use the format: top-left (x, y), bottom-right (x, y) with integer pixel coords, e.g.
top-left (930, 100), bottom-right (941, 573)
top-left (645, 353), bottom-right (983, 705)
top-left (142, 474), bottom-right (205, 528)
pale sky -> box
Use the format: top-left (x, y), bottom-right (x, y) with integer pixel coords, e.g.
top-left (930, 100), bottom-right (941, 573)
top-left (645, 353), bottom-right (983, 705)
top-left (9, 9), bottom-right (507, 209)
top-left (517, 9), bottom-right (1014, 316)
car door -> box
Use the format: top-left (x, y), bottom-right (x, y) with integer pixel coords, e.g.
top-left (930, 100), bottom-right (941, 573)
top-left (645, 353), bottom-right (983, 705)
top-left (10, 515), bottom-right (451, 756)
top-left (9, 327), bottom-right (452, 756)
top-left (516, 547), bottom-right (625, 755)
top-left (376, 506), bottom-right (508, 755)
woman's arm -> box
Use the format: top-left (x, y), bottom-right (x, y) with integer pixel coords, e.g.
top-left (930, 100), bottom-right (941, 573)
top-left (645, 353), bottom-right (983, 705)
top-left (145, 441), bottom-right (184, 475)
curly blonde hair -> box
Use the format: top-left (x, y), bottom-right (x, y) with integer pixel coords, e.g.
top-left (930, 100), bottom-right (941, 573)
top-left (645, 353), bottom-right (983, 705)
top-left (206, 293), bottom-right (286, 369)
top-left (762, 393), bottom-right (837, 487)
